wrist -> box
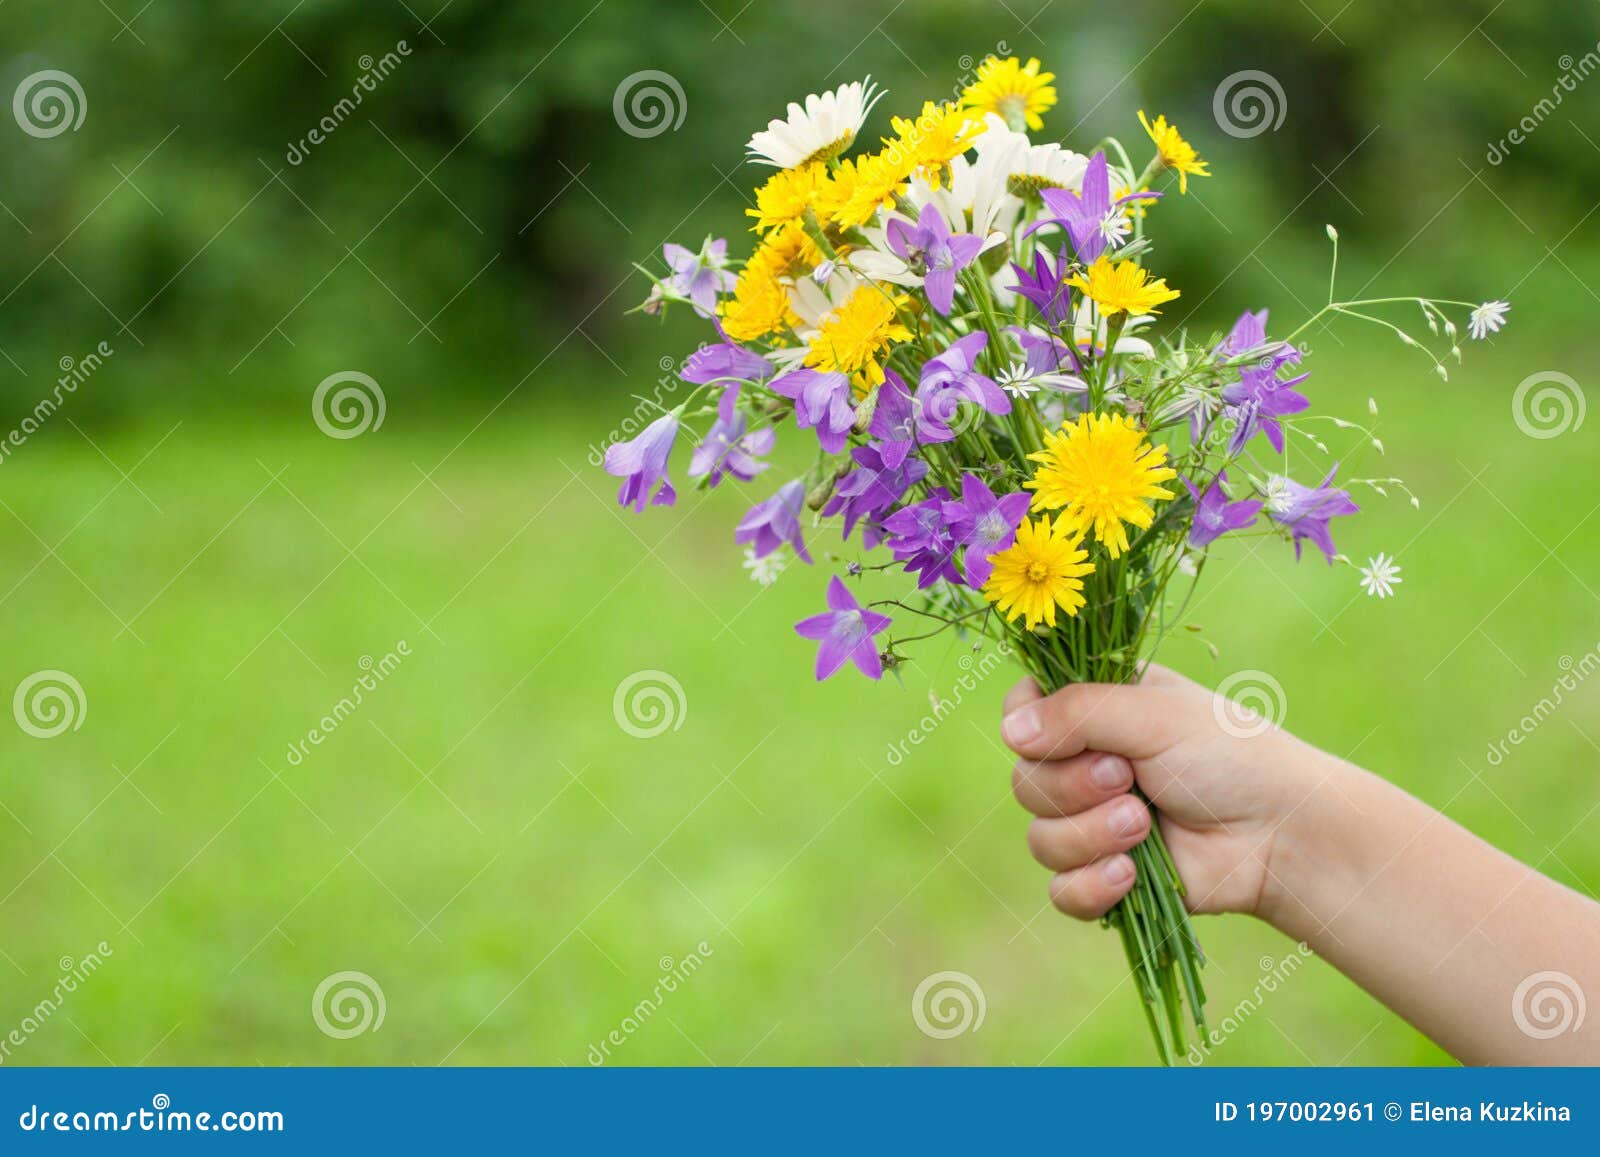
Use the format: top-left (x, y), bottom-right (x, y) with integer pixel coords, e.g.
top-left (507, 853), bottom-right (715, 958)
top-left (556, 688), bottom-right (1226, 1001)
top-left (1254, 745), bottom-right (1376, 935)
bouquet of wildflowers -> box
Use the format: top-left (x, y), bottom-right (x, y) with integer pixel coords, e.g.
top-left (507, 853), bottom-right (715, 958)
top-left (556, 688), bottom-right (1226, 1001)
top-left (601, 57), bottom-right (1508, 1063)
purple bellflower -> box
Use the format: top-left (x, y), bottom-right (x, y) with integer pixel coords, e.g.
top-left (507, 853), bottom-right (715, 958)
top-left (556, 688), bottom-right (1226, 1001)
top-left (1027, 152), bottom-right (1161, 264)
top-left (823, 443), bottom-right (929, 545)
top-left (1183, 471), bottom-right (1262, 549)
top-left (1218, 309), bottom-right (1267, 358)
top-left (794, 575), bottom-right (893, 681)
top-left (736, 479), bottom-right (812, 563)
top-left (688, 389), bottom-right (774, 487)
top-left (1217, 308), bottom-right (1301, 369)
top-left (882, 489), bottom-right (961, 589)
top-left (915, 333), bottom-right (1011, 443)
top-left (867, 369), bottom-right (919, 468)
top-left (604, 410), bottom-right (681, 511)
top-left (1222, 364), bottom-right (1311, 454)
top-left (942, 473), bottom-right (1032, 587)
top-left (886, 203), bottom-right (985, 316)
top-left (1010, 246), bottom-right (1074, 327)
top-left (663, 238), bottom-right (736, 318)
top-left (771, 368), bottom-right (855, 454)
top-left (681, 320), bottom-right (773, 386)
top-left (1268, 468), bottom-right (1359, 562)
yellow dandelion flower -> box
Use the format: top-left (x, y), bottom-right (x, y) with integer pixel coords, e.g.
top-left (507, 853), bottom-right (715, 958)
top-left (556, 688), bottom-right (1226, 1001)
top-left (961, 56), bottom-right (1056, 132)
top-left (887, 100), bottom-right (987, 189)
top-left (1026, 413), bottom-right (1178, 558)
top-left (982, 514), bottom-right (1095, 629)
top-left (747, 221), bottom-right (824, 281)
top-left (804, 284), bottom-right (911, 393)
top-left (1067, 257), bottom-right (1181, 317)
top-left (1137, 110), bottom-right (1210, 194)
top-left (812, 156), bottom-right (862, 228)
top-left (745, 162), bottom-right (828, 233)
top-left (720, 261), bottom-right (797, 343)
top-left (826, 149), bottom-right (913, 229)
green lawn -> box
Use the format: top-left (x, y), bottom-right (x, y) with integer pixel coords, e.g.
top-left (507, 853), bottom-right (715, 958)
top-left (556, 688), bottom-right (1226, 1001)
top-left (0, 330), bottom-right (1596, 1066)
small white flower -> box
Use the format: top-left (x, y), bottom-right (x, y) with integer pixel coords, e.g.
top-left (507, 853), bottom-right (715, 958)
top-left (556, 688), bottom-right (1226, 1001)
top-left (742, 546), bottom-right (787, 587)
top-left (1358, 552), bottom-right (1402, 599)
top-left (995, 362), bottom-right (1041, 399)
top-left (1177, 552), bottom-right (1201, 577)
top-left (746, 78), bottom-right (882, 169)
top-left (1098, 210), bottom-right (1132, 249)
top-left (1468, 300), bottom-right (1510, 341)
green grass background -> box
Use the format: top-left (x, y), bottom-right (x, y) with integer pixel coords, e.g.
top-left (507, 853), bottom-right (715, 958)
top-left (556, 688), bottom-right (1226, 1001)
top-left (1, 327), bottom-right (1596, 1065)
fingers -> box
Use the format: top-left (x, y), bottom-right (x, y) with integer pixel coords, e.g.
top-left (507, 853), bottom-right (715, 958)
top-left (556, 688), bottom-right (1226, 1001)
top-left (1026, 795), bottom-right (1150, 872)
top-left (1000, 682), bottom-right (1178, 763)
top-left (1049, 855), bottom-right (1137, 918)
top-left (1011, 751), bottom-right (1134, 818)
top-left (1002, 675), bottom-right (1043, 717)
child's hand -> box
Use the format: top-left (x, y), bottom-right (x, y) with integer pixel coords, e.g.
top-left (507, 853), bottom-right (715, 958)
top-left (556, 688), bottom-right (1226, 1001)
top-left (1004, 664), bottom-right (1600, 1065)
top-left (1001, 665), bottom-right (1320, 922)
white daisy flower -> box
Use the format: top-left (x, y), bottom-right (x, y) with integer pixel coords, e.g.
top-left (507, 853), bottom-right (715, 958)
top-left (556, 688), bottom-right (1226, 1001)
top-left (1358, 552), bottom-right (1402, 599)
top-left (742, 545), bottom-right (787, 586)
top-left (746, 78), bottom-right (882, 169)
top-left (1468, 300), bottom-right (1510, 340)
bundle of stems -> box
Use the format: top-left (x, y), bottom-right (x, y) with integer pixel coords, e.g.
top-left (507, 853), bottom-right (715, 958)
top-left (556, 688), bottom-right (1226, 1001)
top-left (1003, 552), bottom-right (1208, 1065)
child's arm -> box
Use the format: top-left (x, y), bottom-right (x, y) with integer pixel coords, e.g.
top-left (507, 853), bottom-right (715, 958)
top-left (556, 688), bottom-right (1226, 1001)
top-left (1000, 667), bottom-right (1600, 1065)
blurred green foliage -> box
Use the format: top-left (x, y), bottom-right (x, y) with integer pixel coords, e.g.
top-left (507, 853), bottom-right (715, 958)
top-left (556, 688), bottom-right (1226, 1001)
top-left (1, 0), bottom-right (1596, 418)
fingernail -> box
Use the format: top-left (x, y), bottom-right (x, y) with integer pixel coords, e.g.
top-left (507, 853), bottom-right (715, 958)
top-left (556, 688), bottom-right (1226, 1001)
top-left (1102, 855), bottom-right (1134, 885)
top-left (1109, 798), bottom-right (1145, 837)
top-left (1002, 707), bottom-right (1041, 746)
top-left (1090, 756), bottom-right (1130, 790)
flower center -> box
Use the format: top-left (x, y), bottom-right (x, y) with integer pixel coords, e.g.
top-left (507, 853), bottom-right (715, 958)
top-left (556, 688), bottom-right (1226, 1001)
top-left (1025, 561), bottom-right (1049, 582)
top-left (801, 132), bottom-right (855, 167)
